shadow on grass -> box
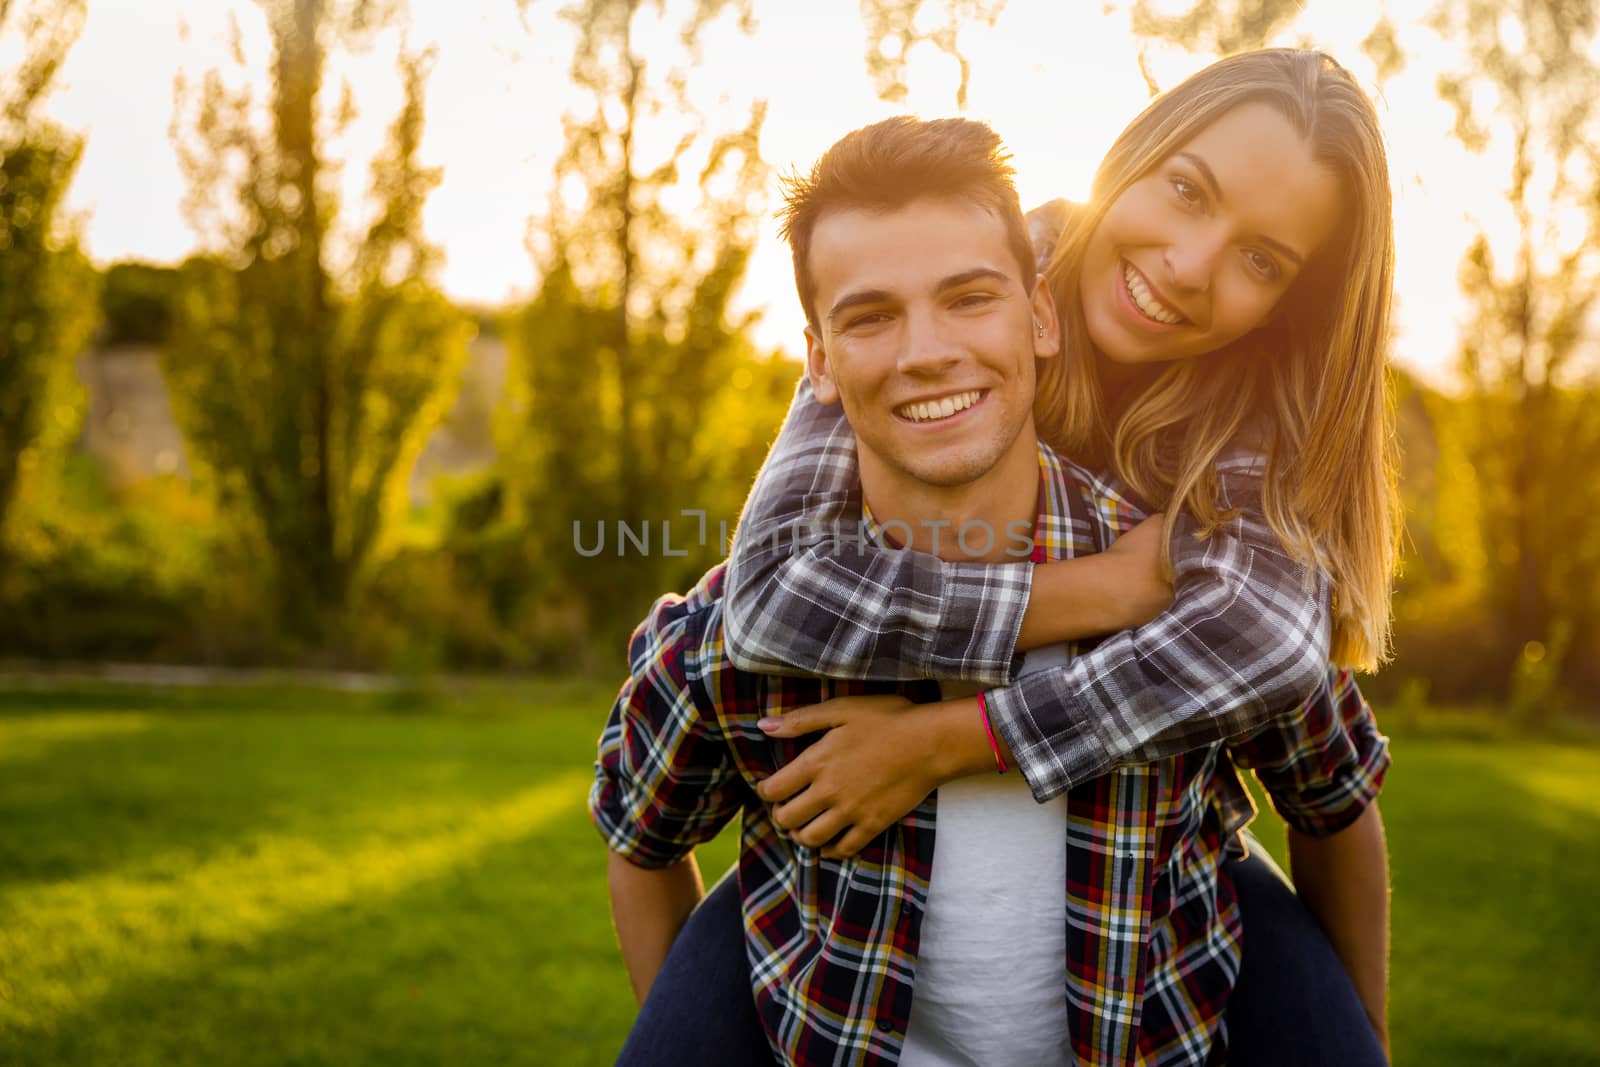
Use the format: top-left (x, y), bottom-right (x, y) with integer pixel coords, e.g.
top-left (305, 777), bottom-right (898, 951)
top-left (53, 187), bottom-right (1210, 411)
top-left (0, 799), bottom-right (636, 1067)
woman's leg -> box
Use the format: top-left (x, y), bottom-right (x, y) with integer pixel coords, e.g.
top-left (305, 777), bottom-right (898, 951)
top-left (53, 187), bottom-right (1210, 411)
top-left (1223, 843), bottom-right (1389, 1067)
top-left (614, 865), bottom-right (773, 1067)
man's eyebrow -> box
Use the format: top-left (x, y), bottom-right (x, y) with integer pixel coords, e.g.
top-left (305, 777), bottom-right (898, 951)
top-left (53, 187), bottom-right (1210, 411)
top-left (826, 268), bottom-right (1011, 324)
top-left (937, 267), bottom-right (1011, 291)
top-left (827, 288), bottom-right (892, 323)
top-left (1177, 150), bottom-right (1307, 269)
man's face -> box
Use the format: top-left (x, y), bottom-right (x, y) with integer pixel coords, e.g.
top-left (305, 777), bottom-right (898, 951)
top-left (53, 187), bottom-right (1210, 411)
top-left (803, 196), bottom-right (1059, 495)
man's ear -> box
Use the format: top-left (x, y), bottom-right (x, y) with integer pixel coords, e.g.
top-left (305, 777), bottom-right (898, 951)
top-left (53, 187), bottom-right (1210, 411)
top-left (1029, 274), bottom-right (1061, 360)
top-left (804, 325), bottom-right (841, 404)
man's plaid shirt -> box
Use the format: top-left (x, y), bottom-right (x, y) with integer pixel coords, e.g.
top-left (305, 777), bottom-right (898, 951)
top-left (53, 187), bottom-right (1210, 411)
top-left (725, 378), bottom-right (1350, 803)
top-left (592, 444), bottom-right (1390, 1067)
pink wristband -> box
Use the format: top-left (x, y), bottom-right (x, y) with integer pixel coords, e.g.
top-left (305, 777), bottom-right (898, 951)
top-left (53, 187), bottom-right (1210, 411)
top-left (977, 692), bottom-right (1008, 774)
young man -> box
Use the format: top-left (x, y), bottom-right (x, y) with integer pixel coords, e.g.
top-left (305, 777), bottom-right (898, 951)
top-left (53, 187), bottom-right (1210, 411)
top-left (590, 117), bottom-right (1389, 1066)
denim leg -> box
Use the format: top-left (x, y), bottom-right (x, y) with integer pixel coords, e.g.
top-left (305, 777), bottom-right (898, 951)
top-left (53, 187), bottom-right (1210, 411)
top-left (1223, 846), bottom-right (1389, 1067)
top-left (614, 865), bottom-right (774, 1067)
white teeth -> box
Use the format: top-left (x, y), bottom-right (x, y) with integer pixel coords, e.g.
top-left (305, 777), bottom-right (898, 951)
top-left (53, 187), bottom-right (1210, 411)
top-left (1123, 264), bottom-right (1184, 325)
top-left (897, 390), bottom-right (983, 423)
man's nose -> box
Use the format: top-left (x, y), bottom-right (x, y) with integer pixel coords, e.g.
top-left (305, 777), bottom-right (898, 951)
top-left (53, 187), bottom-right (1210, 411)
top-left (898, 310), bottom-right (964, 375)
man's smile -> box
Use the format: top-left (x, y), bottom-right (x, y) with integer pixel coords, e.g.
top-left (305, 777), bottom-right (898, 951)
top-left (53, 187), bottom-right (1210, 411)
top-left (893, 389), bottom-right (989, 424)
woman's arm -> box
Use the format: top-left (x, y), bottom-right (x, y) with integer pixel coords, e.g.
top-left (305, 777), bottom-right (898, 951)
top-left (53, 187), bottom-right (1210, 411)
top-left (725, 377), bottom-right (1166, 683)
top-left (732, 385), bottom-right (1331, 806)
top-left (985, 466), bottom-right (1333, 801)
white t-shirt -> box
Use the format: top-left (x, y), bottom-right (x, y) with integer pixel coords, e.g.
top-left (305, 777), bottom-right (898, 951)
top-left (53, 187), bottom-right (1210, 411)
top-left (899, 645), bottom-right (1073, 1066)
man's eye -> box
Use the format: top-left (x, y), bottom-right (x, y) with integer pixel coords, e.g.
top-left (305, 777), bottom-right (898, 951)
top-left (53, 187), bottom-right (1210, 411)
top-left (1244, 249), bottom-right (1281, 281)
top-left (845, 312), bottom-right (890, 330)
top-left (951, 292), bottom-right (996, 309)
top-left (1171, 175), bottom-right (1203, 206)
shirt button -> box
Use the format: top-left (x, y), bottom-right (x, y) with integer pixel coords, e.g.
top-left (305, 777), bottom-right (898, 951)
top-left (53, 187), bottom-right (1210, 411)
top-left (900, 900), bottom-right (913, 917)
top-left (876, 1018), bottom-right (894, 1033)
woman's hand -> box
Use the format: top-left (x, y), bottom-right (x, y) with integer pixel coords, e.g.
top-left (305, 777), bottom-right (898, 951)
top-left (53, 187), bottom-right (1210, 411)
top-left (1102, 511), bottom-right (1173, 630)
top-left (755, 694), bottom-right (954, 859)
top-left (1016, 511), bottom-right (1173, 649)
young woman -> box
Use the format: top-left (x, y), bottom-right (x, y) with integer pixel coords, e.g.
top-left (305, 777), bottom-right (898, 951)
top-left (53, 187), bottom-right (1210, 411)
top-left (622, 48), bottom-right (1397, 1067)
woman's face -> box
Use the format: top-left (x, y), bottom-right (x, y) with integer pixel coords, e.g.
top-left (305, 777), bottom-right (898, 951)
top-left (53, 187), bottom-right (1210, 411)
top-left (1079, 102), bottom-right (1344, 366)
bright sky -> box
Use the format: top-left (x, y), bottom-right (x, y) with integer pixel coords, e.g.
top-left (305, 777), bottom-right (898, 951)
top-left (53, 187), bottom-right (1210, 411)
top-left (38, 0), bottom-right (1519, 385)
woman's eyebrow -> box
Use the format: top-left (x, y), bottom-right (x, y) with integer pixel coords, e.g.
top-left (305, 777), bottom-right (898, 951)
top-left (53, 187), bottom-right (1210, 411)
top-left (1177, 151), bottom-right (1226, 206)
top-left (1176, 150), bottom-right (1306, 268)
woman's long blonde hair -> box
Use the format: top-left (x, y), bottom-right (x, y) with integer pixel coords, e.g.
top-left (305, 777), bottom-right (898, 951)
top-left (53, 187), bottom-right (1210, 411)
top-left (1036, 48), bottom-right (1400, 670)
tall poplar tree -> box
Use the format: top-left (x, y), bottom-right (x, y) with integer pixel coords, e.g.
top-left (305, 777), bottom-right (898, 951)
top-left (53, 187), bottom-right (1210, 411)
top-left (0, 0), bottom-right (96, 562)
top-left (167, 0), bottom-right (470, 639)
top-left (1429, 0), bottom-right (1600, 704)
top-left (503, 0), bottom-right (771, 637)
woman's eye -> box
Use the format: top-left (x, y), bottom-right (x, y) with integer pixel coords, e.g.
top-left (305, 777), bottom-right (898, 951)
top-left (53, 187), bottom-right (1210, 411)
top-left (1171, 175), bottom-right (1203, 206)
top-left (1244, 250), bottom-right (1281, 281)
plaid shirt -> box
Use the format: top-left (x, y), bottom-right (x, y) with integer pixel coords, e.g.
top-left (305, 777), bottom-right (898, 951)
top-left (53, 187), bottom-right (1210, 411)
top-left (593, 444), bottom-right (1390, 1066)
top-left (725, 378), bottom-right (1340, 802)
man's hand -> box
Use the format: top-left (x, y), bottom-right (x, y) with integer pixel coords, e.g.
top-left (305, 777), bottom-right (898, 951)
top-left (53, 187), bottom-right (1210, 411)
top-left (756, 695), bottom-right (952, 859)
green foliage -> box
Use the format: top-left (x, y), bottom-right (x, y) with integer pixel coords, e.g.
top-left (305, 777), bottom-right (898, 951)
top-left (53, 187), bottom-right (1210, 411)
top-left (1129, 0), bottom-right (1304, 55)
top-left (165, 2), bottom-right (471, 639)
top-left (858, 0), bottom-right (1007, 109)
top-left (1360, 14), bottom-right (1407, 86)
top-left (1428, 0), bottom-right (1600, 705)
top-left (0, 0), bottom-right (97, 558)
top-left (99, 262), bottom-right (180, 347)
top-left (497, 0), bottom-right (789, 649)
top-left (0, 455), bottom-right (220, 662)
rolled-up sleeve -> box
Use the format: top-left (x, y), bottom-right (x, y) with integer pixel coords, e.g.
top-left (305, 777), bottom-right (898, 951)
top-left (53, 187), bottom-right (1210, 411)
top-left (589, 591), bottom-right (748, 869)
top-left (1229, 667), bottom-right (1390, 837)
top-left (986, 467), bottom-right (1333, 802)
top-left (724, 376), bottom-right (1031, 685)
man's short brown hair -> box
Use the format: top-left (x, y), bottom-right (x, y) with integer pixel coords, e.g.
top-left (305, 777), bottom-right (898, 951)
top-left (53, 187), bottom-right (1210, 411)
top-left (779, 116), bottom-right (1036, 330)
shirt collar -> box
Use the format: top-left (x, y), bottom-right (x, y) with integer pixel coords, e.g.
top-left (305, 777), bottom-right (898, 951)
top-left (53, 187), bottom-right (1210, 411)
top-left (858, 442), bottom-right (1060, 563)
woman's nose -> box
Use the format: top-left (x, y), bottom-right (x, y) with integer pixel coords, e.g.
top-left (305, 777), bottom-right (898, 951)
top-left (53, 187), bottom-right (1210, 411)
top-left (1163, 228), bottom-right (1225, 293)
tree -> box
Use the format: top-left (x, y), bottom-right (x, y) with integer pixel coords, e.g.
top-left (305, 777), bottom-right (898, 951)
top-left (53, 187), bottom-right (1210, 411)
top-left (1429, 0), bottom-right (1600, 707)
top-left (498, 0), bottom-right (775, 644)
top-left (1130, 0), bottom-right (1302, 55)
top-left (0, 0), bottom-right (96, 563)
top-left (1126, 0), bottom-right (1305, 94)
top-left (167, 0), bottom-right (470, 640)
top-left (858, 0), bottom-right (1007, 109)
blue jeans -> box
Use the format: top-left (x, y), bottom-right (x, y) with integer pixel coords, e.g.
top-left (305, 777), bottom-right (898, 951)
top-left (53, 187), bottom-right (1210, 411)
top-left (1225, 845), bottom-right (1389, 1066)
top-left (616, 848), bottom-right (1388, 1066)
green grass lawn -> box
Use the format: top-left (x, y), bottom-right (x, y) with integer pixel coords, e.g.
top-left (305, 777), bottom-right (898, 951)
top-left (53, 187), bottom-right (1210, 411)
top-left (0, 681), bottom-right (1596, 1066)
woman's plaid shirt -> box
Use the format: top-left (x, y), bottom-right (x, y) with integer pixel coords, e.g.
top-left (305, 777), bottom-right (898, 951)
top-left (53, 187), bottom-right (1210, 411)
top-left (592, 444), bottom-right (1389, 1067)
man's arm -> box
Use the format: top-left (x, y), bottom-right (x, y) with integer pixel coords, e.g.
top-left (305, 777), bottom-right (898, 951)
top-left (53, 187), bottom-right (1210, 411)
top-left (607, 852), bottom-right (706, 1005)
top-left (1229, 670), bottom-right (1392, 1052)
top-left (1287, 803), bottom-right (1390, 1055)
top-left (589, 582), bottom-right (747, 998)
